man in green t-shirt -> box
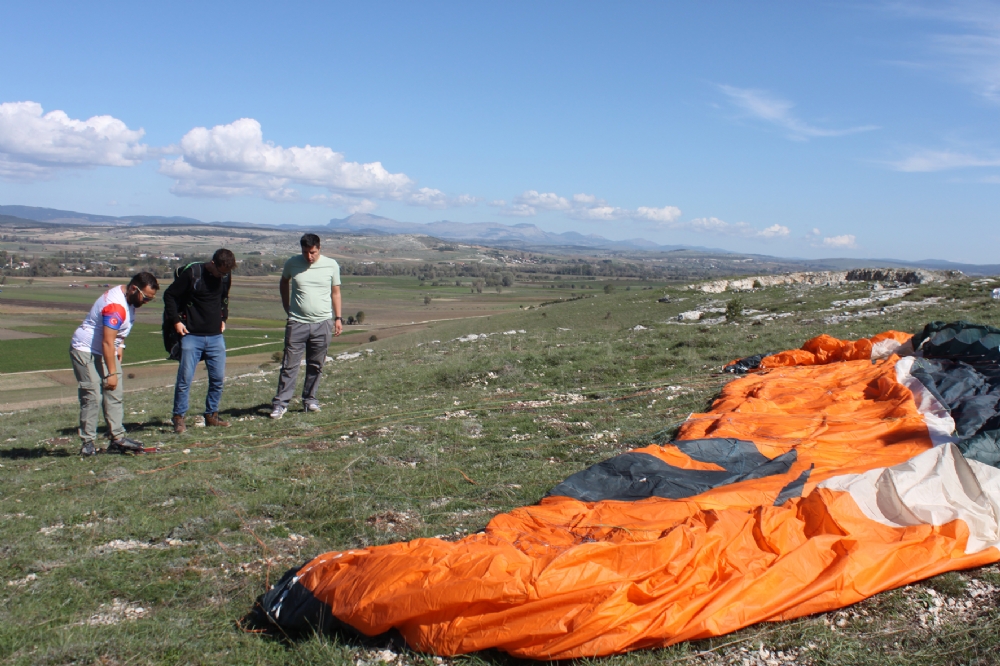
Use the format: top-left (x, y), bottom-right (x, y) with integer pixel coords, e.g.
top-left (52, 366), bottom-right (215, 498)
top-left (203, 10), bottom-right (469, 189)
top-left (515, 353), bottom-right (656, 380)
top-left (270, 233), bottom-right (343, 419)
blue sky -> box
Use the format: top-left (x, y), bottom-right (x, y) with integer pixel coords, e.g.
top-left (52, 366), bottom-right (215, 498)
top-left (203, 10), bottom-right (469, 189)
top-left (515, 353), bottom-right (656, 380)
top-left (2, 1), bottom-right (1000, 262)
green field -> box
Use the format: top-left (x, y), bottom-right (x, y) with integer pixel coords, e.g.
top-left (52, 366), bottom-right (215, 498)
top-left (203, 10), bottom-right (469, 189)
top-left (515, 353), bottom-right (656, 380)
top-left (3, 277), bottom-right (1000, 664)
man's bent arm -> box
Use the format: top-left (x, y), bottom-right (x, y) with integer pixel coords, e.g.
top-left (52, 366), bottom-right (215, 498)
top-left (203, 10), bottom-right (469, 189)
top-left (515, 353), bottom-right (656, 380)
top-left (102, 325), bottom-right (118, 385)
top-left (163, 270), bottom-right (189, 325)
top-left (280, 277), bottom-right (291, 314)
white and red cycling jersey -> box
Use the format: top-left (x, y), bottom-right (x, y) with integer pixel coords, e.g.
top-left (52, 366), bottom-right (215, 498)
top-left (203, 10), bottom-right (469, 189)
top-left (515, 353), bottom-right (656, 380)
top-left (70, 285), bottom-right (135, 356)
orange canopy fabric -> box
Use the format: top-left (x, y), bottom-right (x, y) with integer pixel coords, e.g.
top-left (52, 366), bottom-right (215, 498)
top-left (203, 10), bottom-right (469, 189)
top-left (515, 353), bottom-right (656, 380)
top-left (261, 330), bottom-right (1000, 659)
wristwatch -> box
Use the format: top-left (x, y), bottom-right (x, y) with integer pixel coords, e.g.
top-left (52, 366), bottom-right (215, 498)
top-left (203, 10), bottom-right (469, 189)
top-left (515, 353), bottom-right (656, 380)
top-left (334, 316), bottom-right (343, 322)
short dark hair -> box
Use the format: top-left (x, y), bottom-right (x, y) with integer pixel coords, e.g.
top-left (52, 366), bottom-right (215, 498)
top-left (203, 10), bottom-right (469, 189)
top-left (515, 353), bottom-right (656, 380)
top-left (212, 248), bottom-right (237, 272)
top-left (300, 233), bottom-right (321, 249)
top-left (129, 271), bottom-right (159, 291)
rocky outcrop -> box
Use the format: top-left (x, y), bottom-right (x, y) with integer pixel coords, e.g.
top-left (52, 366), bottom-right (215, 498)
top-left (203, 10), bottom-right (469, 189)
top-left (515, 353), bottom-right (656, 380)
top-left (687, 268), bottom-right (957, 293)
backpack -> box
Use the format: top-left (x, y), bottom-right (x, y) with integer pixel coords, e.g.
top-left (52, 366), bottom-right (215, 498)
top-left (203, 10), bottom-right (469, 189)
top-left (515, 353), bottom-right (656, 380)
top-left (161, 262), bottom-right (230, 360)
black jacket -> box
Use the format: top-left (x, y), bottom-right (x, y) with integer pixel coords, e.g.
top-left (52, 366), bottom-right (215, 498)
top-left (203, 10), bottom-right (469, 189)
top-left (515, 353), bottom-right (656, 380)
top-left (163, 263), bottom-right (230, 335)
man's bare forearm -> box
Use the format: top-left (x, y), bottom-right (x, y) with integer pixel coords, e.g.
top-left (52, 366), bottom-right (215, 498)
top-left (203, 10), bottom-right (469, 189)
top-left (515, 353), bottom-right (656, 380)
top-left (280, 278), bottom-right (291, 314)
top-left (102, 336), bottom-right (117, 376)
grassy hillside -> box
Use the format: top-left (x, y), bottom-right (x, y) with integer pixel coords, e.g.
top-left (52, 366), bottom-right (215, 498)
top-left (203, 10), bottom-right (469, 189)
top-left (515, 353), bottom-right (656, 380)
top-left (3, 277), bottom-right (1000, 665)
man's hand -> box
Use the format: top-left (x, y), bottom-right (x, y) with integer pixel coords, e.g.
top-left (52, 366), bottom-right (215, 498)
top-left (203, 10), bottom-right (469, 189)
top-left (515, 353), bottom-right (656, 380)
top-left (116, 347), bottom-right (123, 362)
top-left (104, 374), bottom-right (118, 391)
top-left (334, 318), bottom-right (343, 336)
top-left (175, 322), bottom-right (189, 336)
top-left (221, 321), bottom-right (226, 333)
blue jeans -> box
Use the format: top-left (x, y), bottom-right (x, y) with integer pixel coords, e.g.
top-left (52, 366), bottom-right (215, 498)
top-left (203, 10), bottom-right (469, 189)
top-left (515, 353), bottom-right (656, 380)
top-left (173, 334), bottom-right (226, 416)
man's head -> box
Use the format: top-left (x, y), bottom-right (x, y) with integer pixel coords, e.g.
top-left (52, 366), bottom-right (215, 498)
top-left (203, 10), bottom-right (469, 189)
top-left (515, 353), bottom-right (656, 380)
top-left (127, 271), bottom-right (159, 307)
top-left (207, 248), bottom-right (236, 277)
top-left (300, 234), bottom-right (321, 264)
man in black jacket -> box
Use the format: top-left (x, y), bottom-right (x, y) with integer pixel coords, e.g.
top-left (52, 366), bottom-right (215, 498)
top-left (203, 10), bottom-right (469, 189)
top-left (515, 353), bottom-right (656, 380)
top-left (163, 248), bottom-right (235, 433)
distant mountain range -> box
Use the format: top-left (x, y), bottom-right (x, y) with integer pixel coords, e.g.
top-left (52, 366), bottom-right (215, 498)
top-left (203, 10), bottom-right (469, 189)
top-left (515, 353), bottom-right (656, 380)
top-left (0, 204), bottom-right (202, 227)
top-left (3, 204), bottom-right (1000, 275)
top-left (326, 213), bottom-right (699, 252)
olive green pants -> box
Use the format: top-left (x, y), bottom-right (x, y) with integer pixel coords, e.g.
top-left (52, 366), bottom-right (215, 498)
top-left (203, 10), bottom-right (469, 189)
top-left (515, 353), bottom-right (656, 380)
top-left (69, 347), bottom-right (124, 444)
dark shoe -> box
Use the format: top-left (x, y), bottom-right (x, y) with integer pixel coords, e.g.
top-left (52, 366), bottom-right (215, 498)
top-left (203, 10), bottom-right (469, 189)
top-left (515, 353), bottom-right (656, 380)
top-left (172, 414), bottom-right (186, 434)
top-left (80, 441), bottom-right (97, 457)
top-left (107, 437), bottom-right (144, 454)
top-left (205, 412), bottom-right (230, 427)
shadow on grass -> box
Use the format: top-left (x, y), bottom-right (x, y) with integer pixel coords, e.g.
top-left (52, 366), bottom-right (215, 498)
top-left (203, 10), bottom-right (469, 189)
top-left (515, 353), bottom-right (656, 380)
top-left (1, 446), bottom-right (71, 459)
top-left (221, 403), bottom-right (273, 418)
top-left (239, 608), bottom-right (531, 666)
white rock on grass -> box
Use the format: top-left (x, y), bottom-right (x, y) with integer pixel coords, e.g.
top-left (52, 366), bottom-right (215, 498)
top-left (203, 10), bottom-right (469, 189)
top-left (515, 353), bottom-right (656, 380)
top-left (78, 598), bottom-right (147, 626)
top-left (7, 573), bottom-right (38, 587)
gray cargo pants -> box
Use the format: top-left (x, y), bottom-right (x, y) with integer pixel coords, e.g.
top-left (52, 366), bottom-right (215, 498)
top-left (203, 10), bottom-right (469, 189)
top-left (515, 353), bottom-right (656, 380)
top-left (272, 319), bottom-right (333, 409)
top-left (69, 347), bottom-right (124, 444)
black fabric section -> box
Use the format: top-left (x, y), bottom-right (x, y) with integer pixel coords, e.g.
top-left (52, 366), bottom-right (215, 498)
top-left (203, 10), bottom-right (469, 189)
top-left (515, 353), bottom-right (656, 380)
top-left (912, 321), bottom-right (1000, 366)
top-left (259, 565), bottom-right (339, 635)
top-left (774, 464), bottom-right (813, 506)
top-left (675, 437), bottom-right (770, 473)
top-left (249, 563), bottom-right (406, 648)
top-left (163, 263), bottom-right (231, 335)
top-left (909, 358), bottom-right (1000, 439)
top-left (723, 353), bottom-right (774, 374)
top-left (958, 415), bottom-right (1000, 468)
top-left (546, 439), bottom-right (797, 502)
top-left (906, 322), bottom-right (1000, 468)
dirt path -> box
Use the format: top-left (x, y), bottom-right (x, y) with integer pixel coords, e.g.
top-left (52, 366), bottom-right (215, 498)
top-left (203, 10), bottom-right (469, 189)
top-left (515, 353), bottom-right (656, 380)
top-left (0, 352), bottom-right (275, 412)
top-left (0, 328), bottom-right (49, 340)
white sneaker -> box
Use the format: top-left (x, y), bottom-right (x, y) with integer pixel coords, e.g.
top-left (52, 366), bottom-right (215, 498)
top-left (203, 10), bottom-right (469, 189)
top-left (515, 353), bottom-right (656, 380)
top-left (269, 406), bottom-right (287, 420)
top-left (305, 403), bottom-right (321, 413)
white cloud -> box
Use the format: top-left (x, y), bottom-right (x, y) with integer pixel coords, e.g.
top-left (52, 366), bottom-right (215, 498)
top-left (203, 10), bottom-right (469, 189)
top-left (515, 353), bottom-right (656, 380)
top-left (0, 101), bottom-right (148, 180)
top-left (160, 118), bottom-right (412, 203)
top-left (514, 190), bottom-right (572, 211)
top-left (822, 234), bottom-right (858, 249)
top-left (718, 85), bottom-right (878, 141)
top-left (497, 190), bottom-right (681, 224)
top-left (888, 149), bottom-right (1000, 172)
top-left (634, 205), bottom-right (683, 225)
top-left (497, 203), bottom-right (537, 217)
top-left (160, 117), bottom-right (474, 211)
top-left (890, 2), bottom-right (1000, 103)
top-left (685, 217), bottom-right (790, 239)
top-left (758, 223), bottom-right (791, 238)
top-left (405, 188), bottom-right (480, 209)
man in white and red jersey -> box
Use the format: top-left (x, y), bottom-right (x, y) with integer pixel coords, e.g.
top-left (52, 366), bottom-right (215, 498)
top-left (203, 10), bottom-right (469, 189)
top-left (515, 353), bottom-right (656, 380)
top-left (70, 272), bottom-right (159, 456)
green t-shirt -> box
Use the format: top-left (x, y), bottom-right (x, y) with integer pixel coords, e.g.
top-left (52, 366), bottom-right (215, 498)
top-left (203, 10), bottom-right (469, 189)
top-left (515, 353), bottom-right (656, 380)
top-left (282, 254), bottom-right (341, 323)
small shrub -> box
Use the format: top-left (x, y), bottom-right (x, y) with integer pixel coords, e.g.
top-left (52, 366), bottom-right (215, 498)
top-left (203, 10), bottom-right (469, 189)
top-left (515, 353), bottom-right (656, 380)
top-left (424, 295), bottom-right (432, 305)
top-left (271, 351), bottom-right (282, 363)
top-left (356, 311), bottom-right (365, 324)
top-left (369, 334), bottom-right (378, 342)
top-left (604, 284), bottom-right (616, 294)
top-left (726, 296), bottom-right (745, 321)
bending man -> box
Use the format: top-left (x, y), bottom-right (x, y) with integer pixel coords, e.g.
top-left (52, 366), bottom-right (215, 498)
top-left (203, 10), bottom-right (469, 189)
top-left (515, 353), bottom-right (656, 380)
top-left (70, 272), bottom-right (160, 456)
top-left (164, 248), bottom-right (235, 433)
top-left (270, 233), bottom-right (342, 419)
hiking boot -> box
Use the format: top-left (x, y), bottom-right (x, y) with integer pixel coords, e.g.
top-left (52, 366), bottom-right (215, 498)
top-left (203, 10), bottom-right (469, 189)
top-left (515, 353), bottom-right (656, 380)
top-left (107, 437), bottom-right (143, 454)
top-left (205, 412), bottom-right (230, 427)
top-left (172, 414), bottom-right (186, 434)
top-left (80, 441), bottom-right (97, 457)
top-left (305, 402), bottom-right (321, 413)
top-left (269, 405), bottom-right (287, 420)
